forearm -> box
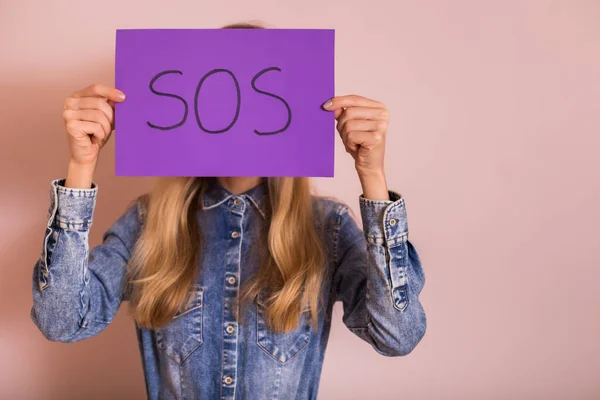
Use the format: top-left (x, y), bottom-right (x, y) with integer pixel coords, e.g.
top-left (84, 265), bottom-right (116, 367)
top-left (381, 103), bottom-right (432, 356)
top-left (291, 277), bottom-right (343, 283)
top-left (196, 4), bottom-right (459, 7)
top-left (358, 168), bottom-right (390, 201)
top-left (65, 160), bottom-right (97, 189)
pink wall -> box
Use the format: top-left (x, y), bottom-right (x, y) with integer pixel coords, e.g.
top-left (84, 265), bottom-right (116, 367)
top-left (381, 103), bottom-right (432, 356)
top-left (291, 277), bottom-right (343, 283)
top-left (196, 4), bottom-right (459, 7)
top-left (1, 1), bottom-right (599, 399)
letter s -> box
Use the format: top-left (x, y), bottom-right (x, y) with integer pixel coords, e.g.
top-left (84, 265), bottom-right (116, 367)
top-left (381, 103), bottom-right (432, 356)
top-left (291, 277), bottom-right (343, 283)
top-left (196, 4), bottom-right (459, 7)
top-left (147, 70), bottom-right (188, 131)
top-left (251, 67), bottom-right (292, 135)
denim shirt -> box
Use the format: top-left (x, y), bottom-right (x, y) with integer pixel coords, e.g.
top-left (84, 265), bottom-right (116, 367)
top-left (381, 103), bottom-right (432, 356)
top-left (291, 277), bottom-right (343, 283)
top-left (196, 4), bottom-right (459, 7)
top-left (31, 178), bottom-right (426, 400)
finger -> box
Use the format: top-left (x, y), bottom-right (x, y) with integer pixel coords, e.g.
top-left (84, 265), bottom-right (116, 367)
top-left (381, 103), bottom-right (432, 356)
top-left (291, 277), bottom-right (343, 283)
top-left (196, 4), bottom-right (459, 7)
top-left (106, 100), bottom-right (117, 129)
top-left (334, 108), bottom-right (344, 119)
top-left (340, 120), bottom-right (380, 135)
top-left (337, 107), bottom-right (388, 133)
top-left (72, 84), bottom-right (126, 102)
top-left (336, 106), bottom-right (387, 122)
top-left (63, 109), bottom-right (111, 135)
top-left (344, 130), bottom-right (368, 153)
top-left (340, 129), bottom-right (363, 156)
top-left (346, 130), bottom-right (385, 151)
top-left (337, 119), bottom-right (369, 148)
top-left (337, 124), bottom-right (355, 155)
top-left (322, 95), bottom-right (383, 112)
top-left (103, 129), bottom-right (114, 145)
top-left (64, 97), bottom-right (114, 124)
top-left (66, 120), bottom-right (106, 142)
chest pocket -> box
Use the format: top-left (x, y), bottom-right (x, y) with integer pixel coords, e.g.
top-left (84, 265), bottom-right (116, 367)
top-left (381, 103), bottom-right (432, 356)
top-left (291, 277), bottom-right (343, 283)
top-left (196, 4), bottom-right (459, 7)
top-left (256, 292), bottom-right (312, 364)
top-left (155, 284), bottom-right (204, 364)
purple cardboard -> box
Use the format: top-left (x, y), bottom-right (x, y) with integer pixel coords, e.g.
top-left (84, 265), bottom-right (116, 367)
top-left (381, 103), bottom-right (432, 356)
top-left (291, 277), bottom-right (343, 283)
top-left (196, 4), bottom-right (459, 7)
top-left (115, 29), bottom-right (335, 177)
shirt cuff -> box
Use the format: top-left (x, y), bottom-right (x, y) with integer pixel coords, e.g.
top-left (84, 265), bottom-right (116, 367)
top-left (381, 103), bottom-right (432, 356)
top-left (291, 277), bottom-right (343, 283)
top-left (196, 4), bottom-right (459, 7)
top-left (47, 179), bottom-right (98, 230)
top-left (359, 190), bottom-right (408, 243)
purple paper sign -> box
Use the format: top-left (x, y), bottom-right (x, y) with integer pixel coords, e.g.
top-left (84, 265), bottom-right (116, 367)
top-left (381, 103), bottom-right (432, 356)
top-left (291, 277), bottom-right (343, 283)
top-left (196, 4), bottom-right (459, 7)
top-left (115, 29), bottom-right (335, 177)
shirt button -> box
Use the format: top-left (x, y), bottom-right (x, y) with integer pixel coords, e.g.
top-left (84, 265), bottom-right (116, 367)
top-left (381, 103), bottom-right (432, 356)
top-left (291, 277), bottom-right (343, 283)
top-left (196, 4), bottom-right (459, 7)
top-left (227, 276), bottom-right (236, 285)
top-left (231, 231), bottom-right (240, 239)
top-left (390, 218), bottom-right (398, 226)
top-left (233, 198), bottom-right (241, 206)
top-left (226, 324), bottom-right (235, 334)
top-left (224, 375), bottom-right (233, 385)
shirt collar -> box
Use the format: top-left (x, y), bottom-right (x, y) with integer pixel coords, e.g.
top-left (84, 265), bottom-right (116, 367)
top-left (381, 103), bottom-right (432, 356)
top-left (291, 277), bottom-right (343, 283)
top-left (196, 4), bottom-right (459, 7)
top-left (201, 178), bottom-right (269, 218)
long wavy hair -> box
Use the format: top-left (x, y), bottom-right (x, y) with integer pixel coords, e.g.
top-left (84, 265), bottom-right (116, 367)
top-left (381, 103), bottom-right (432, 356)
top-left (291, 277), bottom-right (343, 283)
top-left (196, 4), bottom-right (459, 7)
top-left (125, 22), bottom-right (326, 333)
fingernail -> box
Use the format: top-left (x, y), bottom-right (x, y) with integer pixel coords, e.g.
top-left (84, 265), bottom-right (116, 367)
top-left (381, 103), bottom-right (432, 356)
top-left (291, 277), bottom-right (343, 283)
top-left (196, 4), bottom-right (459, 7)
top-left (322, 100), bottom-right (333, 109)
top-left (117, 91), bottom-right (126, 100)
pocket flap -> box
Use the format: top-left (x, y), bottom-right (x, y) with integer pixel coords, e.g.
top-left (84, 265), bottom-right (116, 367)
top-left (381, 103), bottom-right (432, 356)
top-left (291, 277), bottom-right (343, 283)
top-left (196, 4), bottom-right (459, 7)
top-left (175, 284), bottom-right (204, 318)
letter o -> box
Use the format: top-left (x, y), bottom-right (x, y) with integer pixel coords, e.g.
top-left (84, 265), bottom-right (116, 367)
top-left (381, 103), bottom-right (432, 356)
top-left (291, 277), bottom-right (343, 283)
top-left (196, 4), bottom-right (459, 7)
top-left (194, 69), bottom-right (241, 134)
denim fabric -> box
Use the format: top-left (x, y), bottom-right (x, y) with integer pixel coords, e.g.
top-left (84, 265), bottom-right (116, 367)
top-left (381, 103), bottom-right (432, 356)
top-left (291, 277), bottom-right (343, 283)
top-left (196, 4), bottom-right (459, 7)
top-left (31, 178), bottom-right (426, 400)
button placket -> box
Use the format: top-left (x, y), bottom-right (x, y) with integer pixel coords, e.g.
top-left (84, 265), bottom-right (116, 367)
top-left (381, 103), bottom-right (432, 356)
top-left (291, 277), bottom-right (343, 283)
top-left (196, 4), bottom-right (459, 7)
top-left (221, 201), bottom-right (244, 399)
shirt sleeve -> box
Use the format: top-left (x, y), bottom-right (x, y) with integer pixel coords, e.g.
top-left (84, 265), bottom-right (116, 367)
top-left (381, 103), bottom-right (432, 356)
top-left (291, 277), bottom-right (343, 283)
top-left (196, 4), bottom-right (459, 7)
top-left (30, 179), bottom-right (143, 342)
top-left (331, 191), bottom-right (427, 356)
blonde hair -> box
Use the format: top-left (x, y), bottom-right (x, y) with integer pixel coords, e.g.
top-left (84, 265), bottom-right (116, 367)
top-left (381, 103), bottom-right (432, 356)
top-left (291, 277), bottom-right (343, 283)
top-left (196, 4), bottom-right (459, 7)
top-left (125, 177), bottom-right (325, 333)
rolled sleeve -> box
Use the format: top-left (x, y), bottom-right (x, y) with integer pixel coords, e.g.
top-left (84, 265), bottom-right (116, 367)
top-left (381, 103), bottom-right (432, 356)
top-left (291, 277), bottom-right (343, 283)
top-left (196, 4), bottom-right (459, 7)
top-left (48, 179), bottom-right (98, 231)
top-left (359, 190), bottom-right (407, 243)
top-left (359, 190), bottom-right (411, 311)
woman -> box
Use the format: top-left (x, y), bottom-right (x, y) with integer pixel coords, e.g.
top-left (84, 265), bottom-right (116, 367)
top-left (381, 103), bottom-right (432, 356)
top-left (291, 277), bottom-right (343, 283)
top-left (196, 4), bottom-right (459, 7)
top-left (30, 24), bottom-right (426, 400)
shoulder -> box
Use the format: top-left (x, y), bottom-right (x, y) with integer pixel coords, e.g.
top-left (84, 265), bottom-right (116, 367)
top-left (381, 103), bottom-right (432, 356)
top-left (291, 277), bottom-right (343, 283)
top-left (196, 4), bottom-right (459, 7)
top-left (106, 193), bottom-right (148, 240)
top-left (312, 196), bottom-right (365, 266)
top-left (97, 193), bottom-right (149, 251)
top-left (312, 196), bottom-right (354, 231)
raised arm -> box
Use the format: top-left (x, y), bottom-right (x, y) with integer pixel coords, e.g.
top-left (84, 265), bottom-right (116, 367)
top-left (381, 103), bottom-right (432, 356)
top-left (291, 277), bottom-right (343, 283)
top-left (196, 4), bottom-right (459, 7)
top-left (31, 83), bottom-right (136, 342)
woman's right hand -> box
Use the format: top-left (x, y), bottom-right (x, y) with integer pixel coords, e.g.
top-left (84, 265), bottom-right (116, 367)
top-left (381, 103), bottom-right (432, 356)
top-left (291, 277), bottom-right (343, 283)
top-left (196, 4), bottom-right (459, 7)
top-left (63, 84), bottom-right (126, 166)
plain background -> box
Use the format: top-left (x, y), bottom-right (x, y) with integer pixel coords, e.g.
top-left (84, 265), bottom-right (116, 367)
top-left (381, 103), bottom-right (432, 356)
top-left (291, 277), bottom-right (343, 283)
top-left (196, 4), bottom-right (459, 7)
top-left (1, 1), bottom-right (599, 399)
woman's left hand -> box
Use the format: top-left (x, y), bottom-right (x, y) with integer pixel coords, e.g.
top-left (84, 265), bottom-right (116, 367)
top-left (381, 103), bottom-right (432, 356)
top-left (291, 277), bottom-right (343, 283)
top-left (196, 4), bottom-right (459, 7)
top-left (323, 95), bottom-right (390, 200)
